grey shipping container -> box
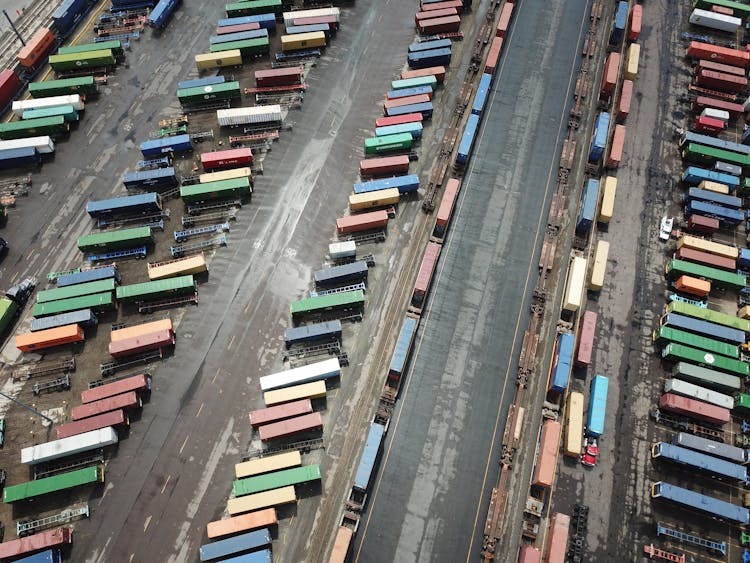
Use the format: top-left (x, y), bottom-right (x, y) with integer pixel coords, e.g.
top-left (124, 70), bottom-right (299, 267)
top-left (313, 260), bottom-right (368, 288)
top-left (672, 432), bottom-right (748, 464)
top-left (284, 320), bottom-right (342, 348)
top-left (56, 265), bottom-right (121, 288)
top-left (30, 308), bottom-right (98, 332)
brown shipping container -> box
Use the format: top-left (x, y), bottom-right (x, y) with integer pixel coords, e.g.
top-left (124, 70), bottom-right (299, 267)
top-left (496, 2), bottom-right (513, 38)
top-left (56, 409), bottom-right (128, 439)
top-left (675, 275), bottom-right (711, 297)
top-left (421, 0), bottom-right (463, 13)
top-left (108, 329), bottom-right (175, 358)
top-left (606, 125), bottom-right (626, 168)
top-left (533, 420), bottom-right (561, 488)
top-left (675, 246), bottom-right (736, 270)
top-left (413, 242), bottom-right (441, 302)
top-left (600, 52), bottom-right (621, 98)
top-left (258, 411), bottom-right (323, 441)
top-left (249, 399), bottom-right (313, 427)
top-left (71, 391), bottom-right (141, 421)
top-left (415, 8), bottom-right (457, 24)
top-left (687, 214), bottom-right (719, 233)
top-left (696, 59), bottom-right (746, 77)
top-left (255, 66), bottom-right (303, 87)
top-left (292, 16), bottom-right (339, 30)
top-left (696, 69), bottom-right (748, 93)
top-left (401, 66), bottom-right (446, 82)
top-left (686, 41), bottom-right (750, 68)
top-left (81, 373), bottom-right (150, 404)
top-left (546, 513), bottom-right (571, 563)
top-left (336, 210), bottom-right (389, 234)
top-left (617, 79), bottom-right (633, 122)
top-left (435, 178), bottom-right (460, 231)
top-left (660, 393), bottom-right (730, 425)
top-left (485, 36), bottom-right (503, 75)
top-left (206, 509), bottom-right (278, 539)
top-left (216, 22), bottom-right (261, 35)
top-left (418, 15), bottom-right (461, 34)
top-left (693, 95), bottom-right (744, 117)
top-left (383, 94), bottom-right (431, 110)
top-left (360, 155), bottom-right (410, 176)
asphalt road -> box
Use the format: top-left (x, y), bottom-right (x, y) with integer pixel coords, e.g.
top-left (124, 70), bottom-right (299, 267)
top-left (352, 0), bottom-right (591, 561)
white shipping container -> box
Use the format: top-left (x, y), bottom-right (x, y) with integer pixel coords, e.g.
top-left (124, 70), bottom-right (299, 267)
top-left (0, 136), bottom-right (55, 154)
top-left (21, 427), bottom-right (118, 465)
top-left (664, 378), bottom-right (734, 410)
top-left (12, 94), bottom-right (84, 116)
top-left (259, 357), bottom-right (340, 392)
top-left (701, 108), bottom-right (730, 122)
top-left (282, 7), bottom-right (340, 27)
top-left (689, 8), bottom-right (742, 33)
top-left (562, 256), bottom-right (587, 312)
top-left (329, 241), bottom-right (356, 260)
top-left (216, 105), bottom-right (282, 126)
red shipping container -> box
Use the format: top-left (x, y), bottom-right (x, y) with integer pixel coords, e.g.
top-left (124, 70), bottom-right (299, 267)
top-left (659, 393), bottom-right (730, 425)
top-left (675, 246), bottom-right (736, 270)
top-left (201, 148), bottom-right (253, 170)
top-left (216, 22), bottom-right (260, 35)
top-left (0, 70), bottom-right (21, 110)
top-left (412, 242), bottom-right (441, 306)
top-left (360, 155), bottom-right (410, 176)
top-left (71, 391), bottom-right (141, 421)
top-left (686, 41), bottom-right (750, 69)
top-left (401, 66), bottom-right (446, 82)
top-left (546, 513), bottom-right (570, 563)
top-left (532, 420), bottom-right (561, 488)
top-left (711, 5), bottom-right (734, 15)
top-left (258, 411), bottom-right (323, 441)
top-left (496, 2), bottom-right (513, 37)
top-left (420, 0), bottom-right (463, 13)
top-left (693, 115), bottom-right (725, 135)
top-left (108, 329), bottom-right (175, 358)
top-left (255, 66), bottom-right (303, 87)
top-left (292, 15), bottom-right (339, 30)
top-left (434, 178), bottom-right (460, 235)
top-left (336, 210), bottom-right (389, 234)
top-left (249, 399), bottom-right (313, 427)
top-left (696, 69), bottom-right (748, 93)
top-left (687, 214), bottom-right (720, 233)
top-left (418, 15), bottom-right (461, 34)
top-left (415, 8), bottom-right (457, 24)
top-left (617, 79), bottom-right (633, 122)
top-left (600, 52), bottom-right (621, 98)
top-left (375, 113), bottom-right (423, 128)
top-left (383, 94), bottom-right (431, 111)
top-left (485, 36), bottom-right (503, 75)
top-left (696, 59), bottom-right (746, 77)
top-left (17, 27), bottom-right (56, 69)
top-left (81, 373), bottom-right (151, 404)
top-left (519, 545), bottom-right (542, 563)
top-left (56, 409), bottom-right (128, 439)
top-left (606, 125), bottom-right (626, 168)
top-left (575, 310), bottom-right (598, 367)
top-left (0, 527), bottom-right (73, 559)
top-left (627, 4), bottom-right (642, 41)
top-left (693, 95), bottom-right (744, 117)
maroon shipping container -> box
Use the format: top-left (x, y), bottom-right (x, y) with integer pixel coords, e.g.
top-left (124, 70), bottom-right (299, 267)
top-left (711, 5), bottom-right (734, 15)
top-left (258, 411), bottom-right (323, 441)
top-left (496, 2), bottom-right (513, 38)
top-left (412, 242), bottom-right (441, 308)
top-left (575, 310), bottom-right (598, 367)
top-left (71, 391), bottom-right (141, 421)
top-left (686, 42), bottom-right (750, 68)
top-left (0, 69), bottom-right (21, 110)
top-left (383, 94), bottom-right (431, 111)
top-left (687, 214), bottom-right (720, 233)
top-left (415, 8), bottom-right (457, 24)
top-left (421, 0), bottom-right (463, 12)
top-left (255, 66), bottom-right (303, 87)
top-left (606, 125), bottom-right (625, 168)
top-left (693, 96), bottom-right (744, 117)
top-left (675, 246), bottom-right (736, 270)
top-left (360, 155), bottom-right (410, 177)
top-left (434, 178), bottom-right (460, 236)
top-left (375, 113), bottom-right (423, 128)
top-left (249, 399), bottom-right (313, 427)
top-left (696, 69), bottom-right (748, 93)
top-left (693, 115), bottom-right (725, 135)
top-left (216, 22), bottom-right (261, 35)
top-left (659, 393), bottom-right (730, 425)
top-left (81, 373), bottom-right (151, 404)
top-left (0, 527), bottom-right (73, 560)
top-left (292, 15), bottom-right (339, 30)
top-left (485, 37), bottom-right (503, 75)
top-left (600, 52), bottom-right (621, 98)
top-left (696, 59), bottom-right (746, 77)
top-left (418, 15), bottom-right (461, 34)
top-left (617, 79), bottom-right (633, 122)
top-left (336, 210), bottom-right (389, 234)
top-left (201, 148), bottom-right (253, 170)
top-left (109, 329), bottom-right (175, 358)
top-left (56, 409), bottom-right (128, 439)
top-left (401, 66), bottom-right (446, 82)
top-left (628, 4), bottom-right (642, 41)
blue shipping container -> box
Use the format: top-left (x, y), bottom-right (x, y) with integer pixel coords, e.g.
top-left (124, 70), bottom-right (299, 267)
top-left (140, 134), bottom-right (192, 157)
top-left (0, 147), bottom-right (40, 169)
top-left (471, 73), bottom-right (492, 116)
top-left (385, 101), bottom-right (433, 118)
top-left (375, 122), bottom-right (423, 139)
top-left (354, 174), bottom-right (420, 195)
top-left (587, 375), bottom-right (608, 437)
top-left (86, 192), bottom-right (162, 218)
top-left (178, 76), bottom-right (225, 90)
top-left (284, 320), bottom-right (342, 348)
top-left (456, 113), bottom-right (480, 165)
top-left (389, 316), bottom-right (418, 377)
top-left (285, 23), bottom-right (331, 38)
top-left (353, 422), bottom-right (386, 492)
top-left (15, 548), bottom-right (64, 563)
top-left (386, 86), bottom-right (433, 100)
top-left (148, 0), bottom-right (180, 29)
top-left (57, 265), bottom-right (121, 288)
top-left (30, 308), bottom-right (98, 332)
top-left (662, 313), bottom-right (745, 345)
top-left (682, 166), bottom-right (739, 190)
top-left (686, 187), bottom-right (741, 209)
top-left (215, 549), bottom-right (272, 563)
top-left (685, 199), bottom-right (744, 225)
top-left (653, 442), bottom-right (747, 482)
top-left (682, 132), bottom-right (750, 156)
top-left (609, 1), bottom-right (628, 45)
top-left (550, 332), bottom-right (574, 393)
top-left (408, 38), bottom-right (452, 53)
top-left (199, 528), bottom-right (271, 562)
top-left (408, 48), bottom-right (452, 69)
top-left (217, 14), bottom-right (276, 30)
top-left (123, 167), bottom-right (179, 190)
top-left (576, 178), bottom-right (600, 234)
top-left (739, 248), bottom-right (750, 270)
top-left (52, 0), bottom-right (88, 35)
top-left (589, 112), bottom-right (610, 163)
top-left (652, 481), bottom-right (750, 524)
top-left (313, 260), bottom-right (368, 287)
top-left (209, 28), bottom-right (269, 45)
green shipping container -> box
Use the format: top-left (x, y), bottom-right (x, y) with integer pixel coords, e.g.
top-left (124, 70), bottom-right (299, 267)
top-left (391, 76), bottom-right (438, 90)
top-left (364, 133), bottom-right (413, 155)
top-left (672, 361), bottom-right (742, 393)
top-left (226, 0), bottom-right (283, 16)
top-left (78, 226), bottom-right (153, 253)
top-left (682, 142), bottom-right (750, 169)
top-left (177, 81), bottom-right (241, 104)
top-left (290, 290), bottom-right (365, 318)
top-left (0, 116), bottom-right (69, 140)
top-left (665, 259), bottom-right (746, 289)
top-left (28, 76), bottom-right (97, 98)
top-left (652, 326), bottom-right (739, 359)
top-left (32, 292), bottom-right (115, 318)
top-left (735, 393), bottom-right (750, 411)
top-left (665, 300), bottom-right (750, 333)
top-left (694, 0), bottom-right (750, 20)
top-left (4, 466), bottom-right (102, 503)
top-left (48, 49), bottom-right (116, 71)
top-left (180, 177), bottom-right (252, 203)
top-left (233, 464), bottom-right (321, 497)
top-left (58, 40), bottom-right (124, 57)
top-left (209, 37), bottom-right (270, 56)
top-left (661, 342), bottom-right (749, 377)
top-left (37, 279), bottom-right (117, 303)
top-left (22, 104), bottom-right (79, 122)
top-left (116, 275), bottom-right (195, 303)
top-left (0, 298), bottom-right (18, 335)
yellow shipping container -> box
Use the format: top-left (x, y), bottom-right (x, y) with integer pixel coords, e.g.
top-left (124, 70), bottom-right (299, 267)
top-left (563, 256), bottom-right (587, 312)
top-left (589, 240), bottom-right (609, 291)
top-left (199, 167), bottom-right (252, 184)
top-left (195, 50), bottom-right (243, 70)
top-left (625, 43), bottom-right (640, 80)
top-left (281, 31), bottom-right (327, 52)
top-left (348, 188), bottom-right (400, 211)
top-left (599, 176), bottom-right (617, 223)
top-left (739, 305), bottom-right (750, 320)
top-left (698, 180), bottom-right (730, 195)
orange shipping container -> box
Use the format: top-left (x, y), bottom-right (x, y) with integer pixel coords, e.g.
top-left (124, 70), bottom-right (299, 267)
top-left (485, 36), bottom-right (504, 75)
top-left (617, 80), bottom-right (633, 122)
top-left (401, 66), bottom-right (446, 82)
top-left (17, 28), bottom-right (56, 69)
top-left (383, 94), bottom-right (431, 111)
top-left (206, 508), bottom-right (278, 539)
top-left (418, 15), bottom-right (461, 35)
top-left (16, 324), bottom-right (84, 352)
top-left (496, 2), bottom-right (513, 37)
top-left (111, 319), bottom-right (174, 342)
top-left (108, 329), bottom-right (175, 358)
top-left (606, 125), bottom-right (626, 168)
top-left (336, 210), bottom-right (389, 234)
top-left (328, 526), bottom-right (354, 563)
top-left (546, 513), bottom-right (571, 563)
top-left (600, 52), bottom-right (620, 98)
top-left (675, 275), bottom-right (711, 297)
top-left (532, 420), bottom-right (561, 488)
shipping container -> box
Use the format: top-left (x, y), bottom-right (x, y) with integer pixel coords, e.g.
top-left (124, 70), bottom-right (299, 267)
top-left (12, 95), bottom-right (84, 116)
top-left (655, 326), bottom-right (738, 358)
top-left (116, 275), bottom-right (195, 303)
top-left (385, 101), bottom-right (433, 119)
top-left (123, 167), bottom-right (180, 192)
top-left (433, 178), bottom-right (460, 239)
top-left (87, 193), bottom-right (162, 218)
top-left (400, 66), bottom-right (446, 82)
top-left (662, 341), bottom-right (749, 377)
top-left (210, 36), bottom-right (270, 56)
top-left (576, 179), bottom-right (599, 234)
top-left (282, 7), bottom-right (339, 27)
top-left (628, 4), bottom-right (642, 40)
top-left (664, 378), bottom-right (734, 409)
top-left (81, 373), bottom-right (151, 404)
top-left (59, 40), bottom-right (124, 57)
top-left (227, 486), bottom-right (296, 515)
top-left (389, 316), bottom-right (418, 380)
top-left (564, 392), bottom-right (585, 457)
top-left (56, 409), bottom-right (128, 439)
top-left (414, 8), bottom-right (457, 24)
top-left (284, 320), bottom-right (342, 348)
top-left (697, 69), bottom-right (747, 93)
top-left (195, 51), bottom-right (243, 70)
top-left (610, 1), bottom-right (628, 45)
top-left (209, 29), bottom-right (268, 45)
top-left (682, 165), bottom-right (739, 188)
top-left (687, 41), bottom-right (750, 68)
top-left (71, 391), bottom-right (141, 421)
top-left (652, 442), bottom-right (747, 481)
top-left (485, 36), bottom-right (503, 75)
top-left (600, 52), bottom-right (620, 98)
top-left (206, 509), bottom-right (277, 539)
top-left (674, 275), bottom-right (711, 297)
top-left (546, 513), bottom-right (570, 563)
top-left (314, 261), bottom-right (368, 288)
top-left (336, 210), bottom-right (389, 234)
top-left (177, 81), bottom-right (242, 105)
top-left (589, 240), bottom-right (609, 291)
top-left (233, 464), bottom-right (321, 496)
top-left (417, 15), bottom-right (461, 35)
top-left (672, 431), bottom-right (747, 464)
top-left (694, 115), bottom-right (725, 135)
top-left (0, 116), bottom-right (69, 140)
top-left (249, 401), bottom-right (312, 428)
top-left (280, 32), bottom-right (326, 52)
top-left (519, 546), bottom-right (542, 563)
top-left (698, 180), bottom-right (730, 194)
top-left (147, 0), bottom-right (180, 29)
top-left (651, 481), bottom-right (750, 524)
top-left (38, 278), bottom-right (116, 303)
top-left (28, 76), bottom-right (97, 98)
top-left (51, 0), bottom-right (90, 36)
top-left (353, 422), bottom-right (385, 494)
top-left (589, 112), bottom-right (610, 163)
top-left (412, 242), bottom-right (441, 309)
top-left (576, 310), bottom-right (597, 367)
top-left (456, 113), bottom-right (480, 165)
top-left (375, 113), bottom-right (424, 129)
top-left (140, 134), bottom-right (193, 157)
top-left (606, 125), bottom-right (625, 168)
top-left (587, 375), bottom-right (608, 437)
top-left (624, 43), bottom-right (640, 80)
top-left (31, 292), bottom-right (115, 318)
top-left (15, 548), bottom-right (63, 563)
top-left (353, 175), bottom-right (419, 195)
top-left (263, 380), bottom-right (327, 407)
top-left (111, 319), bottom-right (173, 342)
top-left (218, 13), bottom-right (277, 29)
top-left (562, 257), bottom-right (587, 312)
top-left (17, 28), bottom-right (56, 69)
top-left (259, 358), bottom-right (340, 392)
top-left (225, 0), bottom-right (281, 17)
top-left (16, 324), bottom-right (83, 352)
top-left (0, 528), bottom-right (72, 560)
top-left (290, 290), bottom-right (365, 319)
top-left (0, 70), bottom-right (21, 111)
top-left (258, 411), bottom-right (322, 441)
top-left (679, 234), bottom-right (739, 259)
top-left (0, 136), bottom-right (55, 155)
top-left (690, 8), bottom-right (742, 32)
top-left (199, 167), bottom-right (252, 184)
top-left (532, 420), bottom-right (561, 488)
top-left (495, 2), bottom-right (514, 37)
top-left (391, 76), bottom-right (438, 92)
top-left (201, 148), bottom-right (252, 170)
top-left (292, 15), bottom-right (338, 30)
top-left (471, 73), bottom-right (492, 115)
top-left (147, 254), bottom-right (208, 280)
top-left (699, 59), bottom-right (746, 80)
top-left (665, 260), bottom-right (745, 289)
top-left (255, 66), bottom-right (303, 87)
top-left (48, 50), bottom-right (115, 72)
top-left (328, 241), bottom-right (356, 261)
top-left (77, 227), bottom-right (154, 253)
top-left (215, 22), bottom-right (261, 35)
top-left (4, 466), bottom-right (103, 503)
top-left (217, 105), bottom-right (282, 127)
top-left (675, 246), bottom-right (735, 271)
top-left (285, 23), bottom-right (332, 39)
top-left (30, 308), bottom-right (96, 332)
top-left (660, 392), bottom-right (730, 425)
top-left (0, 147), bottom-right (41, 169)
top-left (550, 333), bottom-right (574, 394)
top-left (199, 528), bottom-right (271, 562)
top-left (21, 427), bottom-right (117, 465)
top-left (598, 176), bottom-right (617, 223)
top-left (695, 97), bottom-right (743, 119)
top-left (180, 177), bottom-right (252, 203)
top-left (22, 104), bottom-right (79, 122)
top-left (329, 526), bottom-right (354, 563)
top-left (687, 214), bottom-right (719, 233)
top-left (672, 361), bottom-right (742, 394)
top-left (408, 46), bottom-right (452, 68)
top-left (359, 155), bottom-right (410, 177)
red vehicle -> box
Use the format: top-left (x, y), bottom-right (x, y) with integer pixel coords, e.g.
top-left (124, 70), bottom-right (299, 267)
top-left (249, 399), bottom-right (313, 427)
top-left (693, 115), bottom-right (725, 135)
top-left (600, 52), bottom-right (621, 99)
top-left (485, 37), bottom-right (503, 75)
top-left (109, 329), bottom-right (175, 358)
top-left (415, 8), bottom-right (457, 24)
top-left (687, 214), bottom-right (719, 233)
top-left (580, 452), bottom-right (597, 467)
top-left (201, 148), bottom-right (253, 171)
top-left (418, 15), bottom-right (460, 34)
top-left (617, 79), bottom-right (632, 122)
top-left (71, 391), bottom-right (142, 421)
top-left (575, 310), bottom-right (597, 367)
top-left (696, 69), bottom-right (747, 94)
top-left (375, 113), bottom-right (423, 128)
top-left (0, 70), bottom-right (21, 110)
top-left (659, 393), bottom-right (730, 425)
top-left (215, 22), bottom-right (260, 35)
top-left (359, 155), bottom-right (410, 177)
top-left (56, 409), bottom-right (129, 439)
top-left (255, 66), bottom-right (303, 87)
top-left (401, 66), bottom-right (446, 82)
top-left (411, 242), bottom-right (441, 309)
top-left (336, 210), bottom-right (389, 234)
top-left (433, 178), bottom-right (460, 239)
top-left (258, 411), bottom-right (323, 441)
top-left (81, 373), bottom-right (152, 404)
top-left (0, 527), bottom-right (72, 559)
top-left (675, 246), bottom-right (736, 271)
top-left (686, 41), bottom-right (750, 69)
top-left (627, 4), bottom-right (642, 41)
top-left (17, 28), bottom-right (56, 69)
top-left (496, 2), bottom-right (513, 37)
